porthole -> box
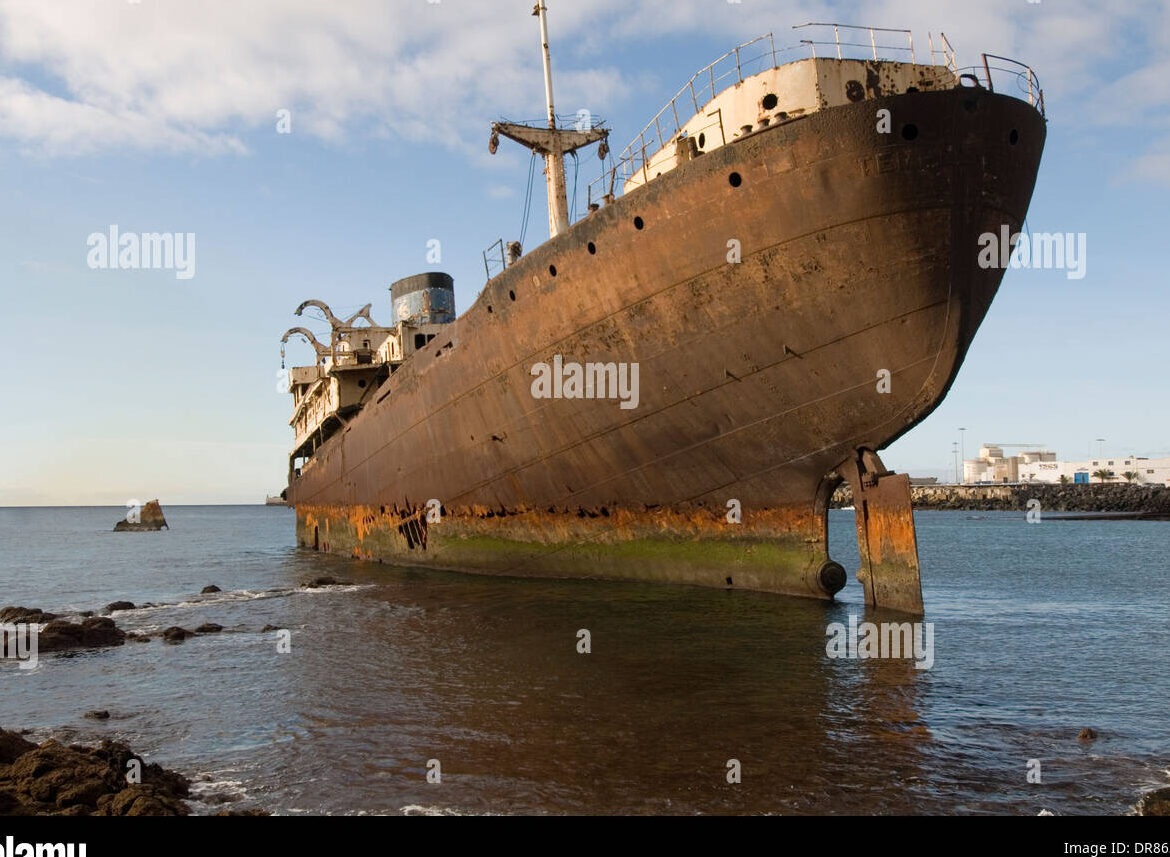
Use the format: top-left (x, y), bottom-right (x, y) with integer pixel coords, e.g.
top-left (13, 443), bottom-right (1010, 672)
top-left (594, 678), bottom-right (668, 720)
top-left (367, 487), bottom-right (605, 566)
top-left (633, 216), bottom-right (644, 230)
top-left (587, 241), bottom-right (596, 255)
top-left (549, 264), bottom-right (557, 277)
top-left (761, 93), bottom-right (778, 110)
top-left (509, 289), bottom-right (516, 301)
top-left (901, 123), bottom-right (919, 141)
top-left (487, 305), bottom-right (493, 313)
top-left (728, 172), bottom-right (742, 187)
top-left (1009, 128), bottom-right (1019, 145)
top-left (698, 132), bottom-right (706, 148)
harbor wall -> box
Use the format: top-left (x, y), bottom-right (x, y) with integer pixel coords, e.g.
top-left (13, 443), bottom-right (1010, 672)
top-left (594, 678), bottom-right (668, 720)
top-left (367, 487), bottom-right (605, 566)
top-left (832, 482), bottom-right (1170, 513)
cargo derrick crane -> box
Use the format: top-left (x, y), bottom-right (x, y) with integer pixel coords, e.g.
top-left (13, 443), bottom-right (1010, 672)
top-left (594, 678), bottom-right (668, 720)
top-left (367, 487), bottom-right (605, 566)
top-left (488, 1), bottom-right (609, 241)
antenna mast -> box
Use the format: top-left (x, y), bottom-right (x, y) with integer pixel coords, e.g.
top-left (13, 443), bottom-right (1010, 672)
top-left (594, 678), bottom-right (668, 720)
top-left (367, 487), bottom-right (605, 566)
top-left (488, 2), bottom-right (609, 241)
top-left (538, 0), bottom-right (556, 129)
top-left (536, 1), bottom-right (568, 237)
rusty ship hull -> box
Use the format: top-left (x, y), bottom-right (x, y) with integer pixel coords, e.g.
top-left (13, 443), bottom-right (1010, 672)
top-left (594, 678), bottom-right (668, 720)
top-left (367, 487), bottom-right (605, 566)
top-left (288, 85), bottom-right (1045, 613)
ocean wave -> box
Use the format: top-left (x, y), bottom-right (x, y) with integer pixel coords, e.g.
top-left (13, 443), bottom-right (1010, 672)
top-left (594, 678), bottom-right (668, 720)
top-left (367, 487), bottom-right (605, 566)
top-left (96, 583), bottom-right (375, 618)
top-left (400, 804), bottom-right (483, 816)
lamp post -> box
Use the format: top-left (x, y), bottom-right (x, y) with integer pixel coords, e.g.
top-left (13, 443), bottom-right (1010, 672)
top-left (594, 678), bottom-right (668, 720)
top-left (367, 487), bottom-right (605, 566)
top-left (952, 442), bottom-right (960, 485)
top-left (1096, 437), bottom-right (1105, 460)
top-left (958, 427), bottom-right (967, 484)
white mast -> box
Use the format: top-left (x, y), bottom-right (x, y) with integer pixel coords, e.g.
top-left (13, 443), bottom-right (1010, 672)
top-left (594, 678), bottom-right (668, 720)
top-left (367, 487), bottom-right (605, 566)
top-left (536, 0), bottom-right (569, 237)
top-left (537, 0), bottom-right (556, 128)
top-left (488, 2), bottom-right (609, 243)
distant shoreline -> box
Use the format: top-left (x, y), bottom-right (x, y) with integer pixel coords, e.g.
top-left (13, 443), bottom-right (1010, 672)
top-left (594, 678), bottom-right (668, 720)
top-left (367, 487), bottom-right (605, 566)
top-left (0, 503), bottom-right (295, 509)
top-left (832, 482), bottom-right (1170, 515)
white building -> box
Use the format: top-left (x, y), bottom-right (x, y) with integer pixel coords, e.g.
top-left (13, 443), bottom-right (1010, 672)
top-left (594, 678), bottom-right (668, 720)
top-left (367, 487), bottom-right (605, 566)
top-left (964, 444), bottom-right (1170, 485)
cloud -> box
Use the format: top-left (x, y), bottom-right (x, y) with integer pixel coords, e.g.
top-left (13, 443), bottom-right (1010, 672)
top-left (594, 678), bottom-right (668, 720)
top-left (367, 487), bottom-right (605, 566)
top-left (0, 0), bottom-right (812, 157)
top-left (0, 0), bottom-right (1167, 181)
top-left (0, 75), bottom-right (246, 155)
top-left (18, 258), bottom-right (70, 273)
top-left (1126, 144), bottom-right (1170, 185)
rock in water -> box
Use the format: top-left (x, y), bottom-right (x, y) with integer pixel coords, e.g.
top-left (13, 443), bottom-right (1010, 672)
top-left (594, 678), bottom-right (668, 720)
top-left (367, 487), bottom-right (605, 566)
top-left (1077, 727), bottom-right (1098, 742)
top-left (113, 499), bottom-right (169, 532)
top-left (200, 585), bottom-right (221, 594)
top-left (0, 606), bottom-right (57, 624)
top-left (195, 623), bottom-right (223, 634)
top-left (104, 601), bottom-right (135, 613)
top-left (300, 576), bottom-right (350, 588)
top-left (38, 617), bottom-right (126, 652)
top-left (161, 627), bottom-right (195, 643)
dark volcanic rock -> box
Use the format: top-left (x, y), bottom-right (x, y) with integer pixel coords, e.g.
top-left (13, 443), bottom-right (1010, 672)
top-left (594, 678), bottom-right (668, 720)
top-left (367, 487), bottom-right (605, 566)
top-left (0, 729), bottom-right (190, 816)
top-left (200, 585), bottom-right (222, 594)
top-left (1138, 787), bottom-right (1170, 816)
top-left (161, 627), bottom-right (195, 643)
top-left (104, 601), bottom-right (135, 613)
top-left (38, 617), bottom-right (126, 652)
top-left (0, 606), bottom-right (57, 625)
top-left (96, 784), bottom-right (190, 816)
top-left (300, 576), bottom-right (350, 588)
top-left (260, 625), bottom-right (279, 633)
top-left (194, 623), bottom-right (223, 634)
top-left (84, 711), bottom-right (110, 721)
top-left (0, 730), bottom-right (37, 764)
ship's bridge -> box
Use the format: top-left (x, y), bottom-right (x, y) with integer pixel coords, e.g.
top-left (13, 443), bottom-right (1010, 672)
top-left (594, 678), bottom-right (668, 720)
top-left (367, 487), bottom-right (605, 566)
top-left (283, 274), bottom-right (457, 476)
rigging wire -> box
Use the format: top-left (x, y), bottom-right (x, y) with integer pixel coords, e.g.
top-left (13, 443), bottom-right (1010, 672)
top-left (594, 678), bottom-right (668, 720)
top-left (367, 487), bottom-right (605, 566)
top-left (519, 150), bottom-right (538, 249)
top-left (569, 151), bottom-right (580, 222)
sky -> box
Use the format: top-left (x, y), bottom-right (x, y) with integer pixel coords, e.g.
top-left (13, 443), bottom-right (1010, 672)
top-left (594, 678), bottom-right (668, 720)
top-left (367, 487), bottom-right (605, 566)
top-left (0, 0), bottom-right (1167, 505)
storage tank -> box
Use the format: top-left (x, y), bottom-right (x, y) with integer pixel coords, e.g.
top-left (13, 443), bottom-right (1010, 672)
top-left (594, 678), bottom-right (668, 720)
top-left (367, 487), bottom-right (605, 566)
top-left (390, 273), bottom-right (455, 325)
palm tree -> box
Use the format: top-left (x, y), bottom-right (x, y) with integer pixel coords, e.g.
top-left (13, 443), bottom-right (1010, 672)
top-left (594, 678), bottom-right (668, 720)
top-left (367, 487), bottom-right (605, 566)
top-left (1059, 474), bottom-right (1071, 484)
top-left (1122, 471), bottom-right (1141, 483)
top-left (1092, 469), bottom-right (1114, 483)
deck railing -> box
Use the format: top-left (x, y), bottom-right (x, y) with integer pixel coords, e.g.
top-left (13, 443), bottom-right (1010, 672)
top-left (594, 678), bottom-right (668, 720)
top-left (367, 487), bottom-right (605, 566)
top-left (583, 25), bottom-right (980, 211)
top-left (962, 54), bottom-right (1046, 116)
top-left (794, 22), bottom-right (917, 63)
top-left (482, 238), bottom-right (507, 281)
top-left (586, 33), bottom-right (789, 207)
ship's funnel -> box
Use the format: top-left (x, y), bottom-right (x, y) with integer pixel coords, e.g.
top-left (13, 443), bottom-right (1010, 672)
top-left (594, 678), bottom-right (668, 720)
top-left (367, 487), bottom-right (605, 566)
top-left (390, 272), bottom-right (455, 325)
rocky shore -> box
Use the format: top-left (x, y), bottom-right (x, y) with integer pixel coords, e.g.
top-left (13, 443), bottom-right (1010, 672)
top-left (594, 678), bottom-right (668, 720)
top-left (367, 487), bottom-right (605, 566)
top-left (0, 729), bottom-right (190, 815)
top-left (0, 579), bottom-right (350, 816)
top-left (831, 482), bottom-right (1170, 515)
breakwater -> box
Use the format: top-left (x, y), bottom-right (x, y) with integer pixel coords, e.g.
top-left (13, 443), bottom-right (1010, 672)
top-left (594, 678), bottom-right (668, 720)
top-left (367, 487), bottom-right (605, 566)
top-left (831, 482), bottom-right (1170, 514)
